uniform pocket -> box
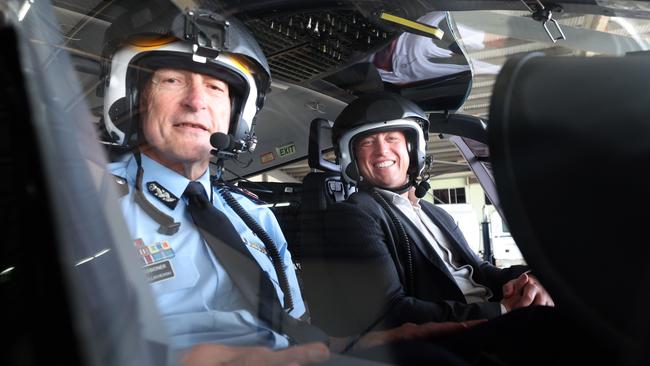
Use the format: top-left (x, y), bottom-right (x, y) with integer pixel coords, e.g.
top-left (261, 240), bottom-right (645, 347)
top-left (149, 255), bottom-right (199, 294)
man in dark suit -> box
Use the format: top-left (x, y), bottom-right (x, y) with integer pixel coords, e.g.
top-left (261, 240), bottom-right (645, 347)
top-left (302, 92), bottom-right (555, 338)
top-left (300, 93), bottom-right (626, 365)
top-left (301, 93), bottom-right (628, 366)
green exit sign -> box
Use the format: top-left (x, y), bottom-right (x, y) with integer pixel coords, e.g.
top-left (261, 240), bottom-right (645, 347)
top-left (277, 143), bottom-right (296, 158)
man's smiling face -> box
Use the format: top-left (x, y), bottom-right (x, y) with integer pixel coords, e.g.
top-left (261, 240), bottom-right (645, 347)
top-left (140, 68), bottom-right (231, 166)
top-left (354, 130), bottom-right (410, 189)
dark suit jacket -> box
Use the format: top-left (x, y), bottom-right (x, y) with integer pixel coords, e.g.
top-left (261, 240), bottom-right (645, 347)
top-left (301, 189), bottom-right (528, 337)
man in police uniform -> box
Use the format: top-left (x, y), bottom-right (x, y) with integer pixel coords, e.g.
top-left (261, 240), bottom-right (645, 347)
top-left (101, 1), bottom-right (333, 362)
top-left (103, 3), bottom-right (475, 366)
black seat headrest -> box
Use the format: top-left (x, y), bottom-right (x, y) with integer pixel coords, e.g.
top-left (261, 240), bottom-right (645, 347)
top-left (308, 118), bottom-right (339, 172)
top-left (489, 52), bottom-right (650, 363)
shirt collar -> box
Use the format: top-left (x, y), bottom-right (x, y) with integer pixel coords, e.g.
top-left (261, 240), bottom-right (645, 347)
top-left (139, 154), bottom-right (212, 200)
top-left (377, 187), bottom-right (420, 209)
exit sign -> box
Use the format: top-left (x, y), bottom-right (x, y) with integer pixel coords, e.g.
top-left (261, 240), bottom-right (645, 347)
top-left (277, 143), bottom-right (296, 158)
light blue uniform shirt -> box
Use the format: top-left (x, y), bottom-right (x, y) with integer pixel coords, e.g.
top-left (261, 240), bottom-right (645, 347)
top-left (108, 154), bottom-right (305, 353)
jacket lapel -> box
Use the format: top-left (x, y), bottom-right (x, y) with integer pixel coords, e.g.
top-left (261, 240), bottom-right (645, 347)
top-left (390, 204), bottom-right (458, 283)
top-left (420, 202), bottom-right (484, 275)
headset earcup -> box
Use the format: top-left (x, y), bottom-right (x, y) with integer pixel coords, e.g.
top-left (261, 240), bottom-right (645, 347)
top-left (346, 163), bottom-right (360, 182)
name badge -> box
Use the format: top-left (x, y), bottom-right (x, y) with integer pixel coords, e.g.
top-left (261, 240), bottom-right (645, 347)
top-left (143, 260), bottom-right (175, 283)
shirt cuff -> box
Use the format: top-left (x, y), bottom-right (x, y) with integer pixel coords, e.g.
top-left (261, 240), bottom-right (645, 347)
top-left (500, 303), bottom-right (508, 315)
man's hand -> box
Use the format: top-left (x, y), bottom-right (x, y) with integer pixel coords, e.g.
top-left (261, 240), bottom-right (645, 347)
top-left (339, 320), bottom-right (485, 352)
top-left (501, 273), bottom-right (555, 312)
top-left (182, 342), bottom-right (330, 366)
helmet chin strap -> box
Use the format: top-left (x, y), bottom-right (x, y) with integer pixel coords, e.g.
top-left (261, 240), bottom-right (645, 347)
top-left (359, 178), bottom-right (412, 195)
top-left (388, 181), bottom-right (413, 195)
top-left (360, 176), bottom-right (430, 198)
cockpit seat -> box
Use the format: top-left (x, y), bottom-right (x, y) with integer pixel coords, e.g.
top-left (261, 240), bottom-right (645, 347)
top-left (299, 118), bottom-right (354, 324)
top-left (299, 117), bottom-right (353, 254)
top-left (236, 181), bottom-right (302, 261)
top-left (489, 52), bottom-right (650, 365)
top-left (299, 117), bottom-right (353, 223)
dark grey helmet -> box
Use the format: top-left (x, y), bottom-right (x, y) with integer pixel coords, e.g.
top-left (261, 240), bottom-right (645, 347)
top-left (332, 93), bottom-right (429, 186)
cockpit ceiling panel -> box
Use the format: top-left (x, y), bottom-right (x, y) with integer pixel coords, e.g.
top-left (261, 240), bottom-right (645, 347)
top-left (246, 10), bottom-right (397, 83)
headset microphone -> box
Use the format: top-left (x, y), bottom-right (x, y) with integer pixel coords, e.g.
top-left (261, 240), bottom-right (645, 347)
top-left (414, 180), bottom-right (431, 198)
top-left (210, 132), bottom-right (247, 152)
top-left (414, 155), bottom-right (433, 198)
top-left (210, 132), bottom-right (246, 162)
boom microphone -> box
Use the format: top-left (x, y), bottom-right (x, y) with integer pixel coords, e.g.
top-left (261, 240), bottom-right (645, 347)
top-left (414, 180), bottom-right (431, 198)
top-left (210, 132), bottom-right (245, 152)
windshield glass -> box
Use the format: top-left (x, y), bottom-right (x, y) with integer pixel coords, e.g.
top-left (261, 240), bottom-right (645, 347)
top-left (454, 9), bottom-right (650, 118)
top-left (6, 1), bottom-right (650, 365)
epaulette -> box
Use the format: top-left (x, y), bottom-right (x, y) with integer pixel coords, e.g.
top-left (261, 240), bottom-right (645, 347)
top-left (219, 182), bottom-right (267, 205)
top-left (112, 174), bottom-right (130, 198)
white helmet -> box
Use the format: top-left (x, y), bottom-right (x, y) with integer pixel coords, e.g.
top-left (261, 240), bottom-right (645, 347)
top-left (332, 93), bottom-right (429, 187)
top-left (100, 3), bottom-right (270, 151)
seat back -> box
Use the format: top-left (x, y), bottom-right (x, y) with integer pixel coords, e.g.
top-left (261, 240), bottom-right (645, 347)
top-left (299, 118), bottom-right (355, 322)
top-left (301, 117), bottom-right (354, 211)
top-left (489, 53), bottom-right (650, 365)
top-left (238, 118), bottom-right (352, 303)
top-left (301, 172), bottom-right (346, 212)
top-left (236, 181), bottom-right (302, 260)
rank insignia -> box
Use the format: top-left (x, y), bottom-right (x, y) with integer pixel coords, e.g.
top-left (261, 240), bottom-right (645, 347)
top-left (243, 237), bottom-right (268, 256)
top-left (146, 181), bottom-right (179, 209)
top-left (134, 238), bottom-right (175, 266)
